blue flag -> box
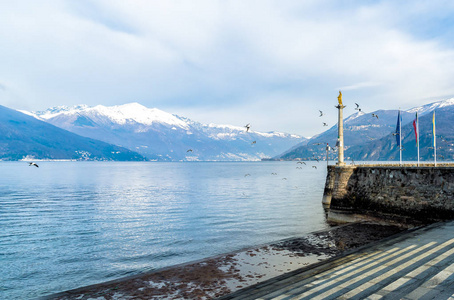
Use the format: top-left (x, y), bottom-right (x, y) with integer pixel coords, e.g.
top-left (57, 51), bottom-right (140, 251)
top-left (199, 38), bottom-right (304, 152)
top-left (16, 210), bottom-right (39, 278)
top-left (395, 110), bottom-right (401, 146)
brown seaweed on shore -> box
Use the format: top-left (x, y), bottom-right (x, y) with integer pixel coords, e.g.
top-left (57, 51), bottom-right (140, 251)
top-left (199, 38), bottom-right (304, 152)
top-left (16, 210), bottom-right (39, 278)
top-left (49, 222), bottom-right (407, 300)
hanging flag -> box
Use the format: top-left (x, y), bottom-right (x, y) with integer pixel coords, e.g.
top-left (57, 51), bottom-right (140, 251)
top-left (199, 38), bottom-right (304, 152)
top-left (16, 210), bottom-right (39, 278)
top-left (395, 110), bottom-right (401, 146)
top-left (412, 112), bottom-right (418, 144)
top-left (433, 111), bottom-right (436, 145)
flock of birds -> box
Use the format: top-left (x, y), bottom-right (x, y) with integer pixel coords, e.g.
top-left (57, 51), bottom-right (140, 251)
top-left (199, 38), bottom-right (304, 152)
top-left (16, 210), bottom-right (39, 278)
top-left (319, 103), bottom-right (378, 128)
top-left (313, 101), bottom-right (384, 163)
top-left (29, 105), bottom-right (453, 168)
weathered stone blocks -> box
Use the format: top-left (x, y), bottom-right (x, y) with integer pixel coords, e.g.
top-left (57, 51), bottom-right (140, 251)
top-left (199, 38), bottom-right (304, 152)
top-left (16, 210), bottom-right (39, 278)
top-left (324, 165), bottom-right (454, 221)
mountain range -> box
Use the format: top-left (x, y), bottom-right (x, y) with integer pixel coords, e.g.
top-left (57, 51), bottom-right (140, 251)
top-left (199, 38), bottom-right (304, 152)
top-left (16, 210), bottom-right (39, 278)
top-left (0, 105), bottom-right (146, 161)
top-left (277, 98), bottom-right (454, 162)
top-left (5, 98), bottom-right (454, 162)
top-left (21, 103), bottom-right (306, 161)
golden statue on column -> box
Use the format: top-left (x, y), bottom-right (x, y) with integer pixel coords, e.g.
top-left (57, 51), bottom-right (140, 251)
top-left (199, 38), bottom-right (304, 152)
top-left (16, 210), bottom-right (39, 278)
top-left (336, 91), bottom-right (345, 166)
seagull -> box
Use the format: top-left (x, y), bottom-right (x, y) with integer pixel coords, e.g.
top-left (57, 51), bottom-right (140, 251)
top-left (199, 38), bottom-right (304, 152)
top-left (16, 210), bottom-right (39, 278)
top-left (282, 178), bottom-right (287, 180)
top-left (312, 166), bottom-right (317, 169)
top-left (313, 157), bottom-right (320, 162)
top-left (28, 162), bottom-right (39, 168)
top-left (440, 137), bottom-right (451, 145)
top-left (323, 122), bottom-right (328, 126)
top-left (319, 110), bottom-right (324, 117)
top-left (392, 133), bottom-right (399, 136)
top-left (187, 149), bottom-right (193, 152)
top-left (244, 123), bottom-right (251, 132)
top-left (372, 113), bottom-right (379, 119)
top-left (244, 173), bottom-right (251, 177)
top-left (251, 141), bottom-right (256, 145)
top-left (271, 172), bottom-right (277, 175)
top-left (297, 161), bottom-right (306, 165)
top-left (313, 142), bottom-right (323, 145)
top-left (355, 103), bottom-right (360, 110)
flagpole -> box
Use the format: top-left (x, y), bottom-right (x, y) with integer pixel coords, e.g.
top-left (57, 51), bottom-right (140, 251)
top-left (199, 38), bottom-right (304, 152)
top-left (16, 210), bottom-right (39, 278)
top-left (417, 112), bottom-right (420, 166)
top-left (399, 108), bottom-right (402, 166)
top-left (434, 111), bottom-right (437, 167)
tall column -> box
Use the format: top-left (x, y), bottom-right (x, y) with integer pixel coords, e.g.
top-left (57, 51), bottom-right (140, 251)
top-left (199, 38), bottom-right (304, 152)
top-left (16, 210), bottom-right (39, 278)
top-left (336, 91), bottom-right (346, 166)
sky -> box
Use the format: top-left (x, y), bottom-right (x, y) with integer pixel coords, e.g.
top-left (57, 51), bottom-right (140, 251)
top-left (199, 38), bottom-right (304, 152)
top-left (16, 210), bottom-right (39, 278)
top-left (1, 0), bottom-right (454, 137)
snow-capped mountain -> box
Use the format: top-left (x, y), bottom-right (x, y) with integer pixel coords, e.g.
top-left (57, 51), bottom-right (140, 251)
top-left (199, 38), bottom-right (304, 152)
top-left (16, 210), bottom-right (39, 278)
top-left (0, 105), bottom-right (146, 161)
top-left (277, 98), bottom-right (454, 161)
top-left (26, 103), bottom-right (305, 161)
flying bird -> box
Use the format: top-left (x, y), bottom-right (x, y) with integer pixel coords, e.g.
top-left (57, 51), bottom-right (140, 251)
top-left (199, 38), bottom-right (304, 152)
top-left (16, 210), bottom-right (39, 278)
top-left (244, 173), bottom-right (251, 177)
top-left (323, 122), bottom-right (328, 127)
top-left (28, 162), bottom-right (39, 168)
top-left (312, 166), bottom-right (317, 169)
top-left (319, 110), bottom-right (324, 117)
top-left (440, 137), bottom-right (451, 145)
top-left (297, 161), bottom-right (306, 165)
top-left (244, 123), bottom-right (251, 132)
top-left (251, 141), bottom-right (256, 145)
top-left (313, 142), bottom-right (323, 145)
top-left (271, 172), bottom-right (277, 175)
top-left (372, 113), bottom-right (379, 119)
top-left (355, 103), bottom-right (360, 110)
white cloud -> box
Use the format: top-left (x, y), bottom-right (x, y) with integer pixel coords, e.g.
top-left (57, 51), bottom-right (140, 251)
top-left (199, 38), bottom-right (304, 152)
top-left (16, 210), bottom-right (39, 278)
top-left (1, 0), bottom-right (454, 136)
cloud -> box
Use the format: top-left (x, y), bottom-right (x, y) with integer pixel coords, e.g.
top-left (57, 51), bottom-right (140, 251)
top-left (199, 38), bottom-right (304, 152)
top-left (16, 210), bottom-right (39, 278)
top-left (339, 82), bottom-right (382, 91)
top-left (1, 1), bottom-right (454, 136)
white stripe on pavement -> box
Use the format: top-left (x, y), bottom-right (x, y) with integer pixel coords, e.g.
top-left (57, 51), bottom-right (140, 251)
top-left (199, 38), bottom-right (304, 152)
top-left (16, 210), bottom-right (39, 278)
top-left (297, 242), bottom-right (436, 300)
top-left (340, 239), bottom-right (454, 299)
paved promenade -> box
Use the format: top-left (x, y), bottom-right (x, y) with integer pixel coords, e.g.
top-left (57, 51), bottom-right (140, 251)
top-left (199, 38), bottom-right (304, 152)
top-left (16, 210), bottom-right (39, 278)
top-left (223, 221), bottom-right (454, 300)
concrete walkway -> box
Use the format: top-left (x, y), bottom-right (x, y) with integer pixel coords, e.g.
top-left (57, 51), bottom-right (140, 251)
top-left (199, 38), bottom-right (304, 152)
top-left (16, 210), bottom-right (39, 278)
top-left (222, 221), bottom-right (454, 300)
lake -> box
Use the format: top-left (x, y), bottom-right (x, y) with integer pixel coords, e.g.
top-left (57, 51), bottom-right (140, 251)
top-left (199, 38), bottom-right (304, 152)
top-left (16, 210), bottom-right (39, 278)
top-left (0, 161), bottom-right (330, 299)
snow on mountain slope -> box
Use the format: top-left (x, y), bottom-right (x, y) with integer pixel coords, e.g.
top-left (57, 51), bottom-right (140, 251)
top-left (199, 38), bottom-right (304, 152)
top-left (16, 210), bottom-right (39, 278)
top-left (33, 103), bottom-right (189, 129)
top-left (407, 98), bottom-right (454, 115)
top-left (26, 103), bottom-right (304, 161)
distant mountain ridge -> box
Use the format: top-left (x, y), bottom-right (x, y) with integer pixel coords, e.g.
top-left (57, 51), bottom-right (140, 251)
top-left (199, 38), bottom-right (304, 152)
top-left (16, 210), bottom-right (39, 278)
top-left (277, 98), bottom-right (454, 162)
top-left (25, 103), bottom-right (306, 161)
top-left (0, 105), bottom-right (146, 161)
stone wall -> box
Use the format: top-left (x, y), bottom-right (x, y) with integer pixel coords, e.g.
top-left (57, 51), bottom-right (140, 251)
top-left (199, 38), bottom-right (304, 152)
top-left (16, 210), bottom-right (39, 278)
top-left (324, 164), bottom-right (454, 221)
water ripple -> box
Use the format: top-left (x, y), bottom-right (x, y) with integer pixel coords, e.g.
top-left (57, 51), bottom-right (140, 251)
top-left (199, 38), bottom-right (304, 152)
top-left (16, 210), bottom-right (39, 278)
top-left (0, 161), bottom-right (329, 299)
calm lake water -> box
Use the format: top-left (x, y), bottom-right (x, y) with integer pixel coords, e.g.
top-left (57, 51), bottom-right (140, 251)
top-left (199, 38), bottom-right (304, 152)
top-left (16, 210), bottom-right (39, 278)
top-left (0, 161), bottom-right (330, 299)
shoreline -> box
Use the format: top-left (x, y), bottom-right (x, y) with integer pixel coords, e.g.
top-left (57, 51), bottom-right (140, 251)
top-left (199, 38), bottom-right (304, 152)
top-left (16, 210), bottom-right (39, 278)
top-left (41, 222), bottom-right (411, 300)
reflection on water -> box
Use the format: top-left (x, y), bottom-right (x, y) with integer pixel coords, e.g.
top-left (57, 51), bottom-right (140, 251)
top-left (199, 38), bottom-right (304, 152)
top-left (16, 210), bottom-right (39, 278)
top-left (0, 161), bottom-right (329, 299)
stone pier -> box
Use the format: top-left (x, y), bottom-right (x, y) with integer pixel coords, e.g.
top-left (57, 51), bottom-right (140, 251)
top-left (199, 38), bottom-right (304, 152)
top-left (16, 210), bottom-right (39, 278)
top-left (323, 164), bottom-right (454, 222)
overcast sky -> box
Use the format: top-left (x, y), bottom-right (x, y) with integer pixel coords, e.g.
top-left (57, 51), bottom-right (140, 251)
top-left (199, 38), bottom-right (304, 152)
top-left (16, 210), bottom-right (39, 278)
top-left (1, 0), bottom-right (454, 137)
